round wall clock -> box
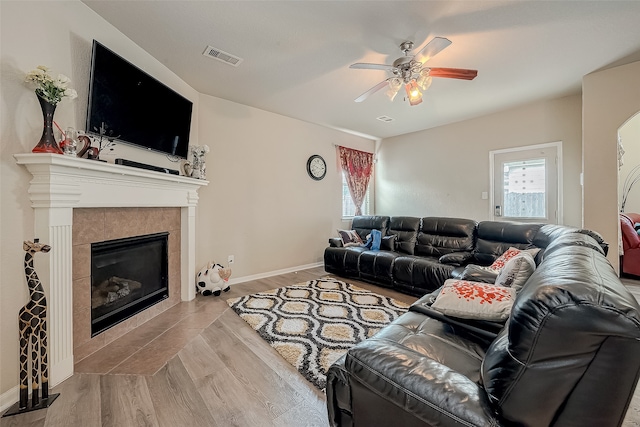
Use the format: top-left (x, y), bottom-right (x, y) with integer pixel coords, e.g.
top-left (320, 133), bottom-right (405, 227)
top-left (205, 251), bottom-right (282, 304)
top-left (306, 154), bottom-right (327, 181)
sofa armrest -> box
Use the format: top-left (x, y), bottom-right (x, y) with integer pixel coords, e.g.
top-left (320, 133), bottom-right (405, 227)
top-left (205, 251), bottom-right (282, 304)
top-left (344, 338), bottom-right (499, 427)
top-left (451, 264), bottom-right (498, 283)
top-left (326, 355), bottom-right (352, 427)
top-left (329, 237), bottom-right (344, 248)
top-left (410, 293), bottom-right (502, 342)
top-left (438, 251), bottom-right (474, 266)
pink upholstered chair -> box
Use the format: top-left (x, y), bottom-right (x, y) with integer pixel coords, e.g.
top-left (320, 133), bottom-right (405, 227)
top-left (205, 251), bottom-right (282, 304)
top-left (620, 213), bottom-right (640, 277)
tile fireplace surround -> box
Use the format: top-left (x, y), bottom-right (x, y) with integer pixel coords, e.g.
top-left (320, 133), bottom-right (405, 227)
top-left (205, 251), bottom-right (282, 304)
top-left (15, 153), bottom-right (208, 387)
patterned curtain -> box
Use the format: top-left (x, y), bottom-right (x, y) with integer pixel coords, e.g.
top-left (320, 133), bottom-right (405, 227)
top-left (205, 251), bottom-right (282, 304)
top-left (338, 146), bottom-right (374, 216)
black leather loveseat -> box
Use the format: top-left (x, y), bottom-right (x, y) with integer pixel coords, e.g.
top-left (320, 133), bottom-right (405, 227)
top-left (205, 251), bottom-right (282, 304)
top-left (324, 216), bottom-right (606, 297)
top-left (326, 224), bottom-right (640, 426)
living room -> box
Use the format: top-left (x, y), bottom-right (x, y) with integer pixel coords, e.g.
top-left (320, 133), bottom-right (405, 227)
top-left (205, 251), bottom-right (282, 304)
top-left (2, 1), bottom-right (640, 425)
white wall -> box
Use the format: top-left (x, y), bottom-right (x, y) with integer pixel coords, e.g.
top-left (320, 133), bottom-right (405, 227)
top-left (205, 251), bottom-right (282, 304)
top-left (195, 94), bottom-right (374, 277)
top-left (619, 114), bottom-right (640, 214)
top-left (376, 95), bottom-right (583, 226)
top-left (583, 61), bottom-right (640, 266)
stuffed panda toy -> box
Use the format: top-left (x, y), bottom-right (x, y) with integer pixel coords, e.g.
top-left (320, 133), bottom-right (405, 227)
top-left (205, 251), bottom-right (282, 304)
top-left (196, 262), bottom-right (232, 296)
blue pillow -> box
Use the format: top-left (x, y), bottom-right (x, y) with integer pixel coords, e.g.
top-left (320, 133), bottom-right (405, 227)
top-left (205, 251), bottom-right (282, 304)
top-left (365, 229), bottom-right (382, 251)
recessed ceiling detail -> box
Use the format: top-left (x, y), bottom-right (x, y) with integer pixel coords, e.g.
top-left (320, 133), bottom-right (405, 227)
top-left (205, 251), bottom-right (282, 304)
top-left (202, 45), bottom-right (243, 67)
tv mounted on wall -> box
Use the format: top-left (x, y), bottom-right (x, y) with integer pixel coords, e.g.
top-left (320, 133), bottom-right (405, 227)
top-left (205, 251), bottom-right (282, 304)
top-left (86, 40), bottom-right (193, 159)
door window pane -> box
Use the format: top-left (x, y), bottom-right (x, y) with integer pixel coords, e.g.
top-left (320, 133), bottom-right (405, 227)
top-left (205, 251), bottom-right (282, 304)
top-left (503, 159), bottom-right (546, 218)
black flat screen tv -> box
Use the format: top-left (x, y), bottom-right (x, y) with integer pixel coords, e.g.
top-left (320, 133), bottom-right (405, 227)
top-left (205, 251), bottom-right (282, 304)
top-left (86, 40), bottom-right (193, 159)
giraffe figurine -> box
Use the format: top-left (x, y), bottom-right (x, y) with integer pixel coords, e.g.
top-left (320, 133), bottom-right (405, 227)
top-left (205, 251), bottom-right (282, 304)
top-left (18, 239), bottom-right (51, 410)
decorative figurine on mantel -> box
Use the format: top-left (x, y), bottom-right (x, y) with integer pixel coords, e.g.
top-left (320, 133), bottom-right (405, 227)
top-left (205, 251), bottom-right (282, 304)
top-left (24, 65), bottom-right (77, 154)
top-left (2, 239), bottom-right (59, 418)
top-left (182, 144), bottom-right (209, 179)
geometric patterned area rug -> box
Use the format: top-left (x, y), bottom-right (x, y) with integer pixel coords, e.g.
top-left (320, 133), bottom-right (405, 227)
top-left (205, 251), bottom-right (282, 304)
top-left (227, 278), bottom-right (410, 390)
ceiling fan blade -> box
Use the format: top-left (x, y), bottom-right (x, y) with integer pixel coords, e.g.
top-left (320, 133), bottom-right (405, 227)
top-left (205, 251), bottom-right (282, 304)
top-left (414, 37), bottom-right (452, 64)
top-left (355, 79), bottom-right (390, 103)
top-left (350, 63), bottom-right (395, 71)
top-left (428, 67), bottom-right (478, 80)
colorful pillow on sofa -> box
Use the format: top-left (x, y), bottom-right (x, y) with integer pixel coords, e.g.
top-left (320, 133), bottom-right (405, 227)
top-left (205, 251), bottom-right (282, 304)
top-left (337, 229), bottom-right (364, 247)
top-left (494, 252), bottom-right (536, 291)
top-left (431, 279), bottom-right (516, 322)
top-left (489, 247), bottom-right (540, 271)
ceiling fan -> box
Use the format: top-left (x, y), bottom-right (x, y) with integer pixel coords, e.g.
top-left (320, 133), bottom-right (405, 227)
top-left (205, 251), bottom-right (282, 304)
top-left (350, 37), bottom-right (477, 106)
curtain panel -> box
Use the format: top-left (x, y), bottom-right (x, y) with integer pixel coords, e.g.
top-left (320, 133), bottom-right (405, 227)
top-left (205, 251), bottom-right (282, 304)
top-left (338, 146), bottom-right (374, 216)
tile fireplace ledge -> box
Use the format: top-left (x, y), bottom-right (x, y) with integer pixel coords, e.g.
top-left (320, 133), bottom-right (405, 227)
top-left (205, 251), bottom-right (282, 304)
top-left (15, 153), bottom-right (208, 387)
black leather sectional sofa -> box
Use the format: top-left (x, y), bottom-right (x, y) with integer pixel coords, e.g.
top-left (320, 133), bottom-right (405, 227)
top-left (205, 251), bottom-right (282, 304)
top-left (324, 215), bottom-right (604, 296)
top-left (325, 216), bottom-right (640, 426)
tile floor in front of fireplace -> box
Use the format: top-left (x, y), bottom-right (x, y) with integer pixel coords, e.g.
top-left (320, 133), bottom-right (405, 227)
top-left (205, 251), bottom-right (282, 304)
top-left (74, 294), bottom-right (223, 376)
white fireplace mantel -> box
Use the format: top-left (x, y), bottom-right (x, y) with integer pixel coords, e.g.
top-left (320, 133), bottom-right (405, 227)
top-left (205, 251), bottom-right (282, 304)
top-left (15, 153), bottom-right (208, 387)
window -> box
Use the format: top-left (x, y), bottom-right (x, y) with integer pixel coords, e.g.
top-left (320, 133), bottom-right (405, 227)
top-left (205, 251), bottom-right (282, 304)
top-left (502, 159), bottom-right (546, 218)
top-left (342, 172), bottom-right (371, 217)
top-left (490, 142), bottom-right (561, 224)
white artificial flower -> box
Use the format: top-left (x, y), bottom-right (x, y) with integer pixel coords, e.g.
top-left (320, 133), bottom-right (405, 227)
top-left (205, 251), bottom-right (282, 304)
top-left (56, 74), bottom-right (70, 85)
top-left (64, 88), bottom-right (78, 99)
top-left (24, 65), bottom-right (77, 105)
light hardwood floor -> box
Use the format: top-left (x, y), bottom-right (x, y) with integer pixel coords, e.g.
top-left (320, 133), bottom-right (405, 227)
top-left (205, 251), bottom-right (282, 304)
top-left (1, 267), bottom-right (415, 427)
top-left (2, 268), bottom-right (640, 426)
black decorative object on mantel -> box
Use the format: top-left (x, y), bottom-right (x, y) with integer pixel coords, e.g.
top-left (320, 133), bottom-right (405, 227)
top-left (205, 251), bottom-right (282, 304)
top-left (85, 122), bottom-right (118, 161)
top-left (31, 95), bottom-right (63, 154)
top-left (2, 239), bottom-right (59, 418)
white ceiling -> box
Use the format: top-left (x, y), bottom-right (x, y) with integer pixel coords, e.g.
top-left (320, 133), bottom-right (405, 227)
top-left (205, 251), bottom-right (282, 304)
top-left (82, 1), bottom-right (640, 140)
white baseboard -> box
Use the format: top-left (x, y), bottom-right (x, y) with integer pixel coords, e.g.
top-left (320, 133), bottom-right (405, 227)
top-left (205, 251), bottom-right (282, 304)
top-left (0, 385), bottom-right (19, 413)
top-left (227, 262), bottom-right (324, 286)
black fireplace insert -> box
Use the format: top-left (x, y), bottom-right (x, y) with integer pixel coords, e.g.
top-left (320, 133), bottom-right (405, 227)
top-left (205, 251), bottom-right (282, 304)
top-left (91, 232), bottom-right (169, 336)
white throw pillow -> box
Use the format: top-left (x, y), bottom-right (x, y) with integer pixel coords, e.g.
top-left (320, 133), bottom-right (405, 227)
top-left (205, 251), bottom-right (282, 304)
top-left (431, 279), bottom-right (516, 322)
top-left (494, 252), bottom-right (536, 291)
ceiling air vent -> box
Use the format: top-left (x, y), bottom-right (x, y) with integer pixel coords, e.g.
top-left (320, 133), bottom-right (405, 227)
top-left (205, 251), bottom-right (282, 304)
top-left (376, 115), bottom-right (395, 123)
top-left (202, 45), bottom-right (243, 67)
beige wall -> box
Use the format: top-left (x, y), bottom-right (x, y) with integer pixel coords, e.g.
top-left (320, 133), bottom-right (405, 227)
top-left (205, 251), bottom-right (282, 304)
top-left (619, 114), bottom-right (640, 214)
top-left (377, 95), bottom-right (583, 226)
top-left (195, 94), bottom-right (374, 277)
top-left (583, 61), bottom-right (640, 266)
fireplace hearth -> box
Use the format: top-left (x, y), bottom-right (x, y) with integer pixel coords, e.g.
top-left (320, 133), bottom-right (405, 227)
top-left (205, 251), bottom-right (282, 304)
top-left (91, 232), bottom-right (169, 336)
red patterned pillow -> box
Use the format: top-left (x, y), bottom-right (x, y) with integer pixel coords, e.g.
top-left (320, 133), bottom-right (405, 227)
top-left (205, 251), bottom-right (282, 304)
top-left (431, 279), bottom-right (516, 321)
top-left (489, 247), bottom-right (523, 271)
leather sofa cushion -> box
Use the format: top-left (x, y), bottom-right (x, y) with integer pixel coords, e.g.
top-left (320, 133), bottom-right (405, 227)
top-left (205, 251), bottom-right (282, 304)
top-left (415, 217), bottom-right (477, 257)
top-left (389, 216), bottom-right (420, 255)
top-left (393, 256), bottom-right (454, 292)
top-left (474, 221), bottom-right (542, 265)
top-left (351, 215), bottom-right (390, 242)
top-left (324, 246), bottom-right (368, 277)
top-left (342, 312), bottom-right (499, 426)
top-left (533, 223), bottom-right (609, 255)
top-left (358, 312), bottom-right (486, 381)
top-left (358, 250), bottom-right (399, 286)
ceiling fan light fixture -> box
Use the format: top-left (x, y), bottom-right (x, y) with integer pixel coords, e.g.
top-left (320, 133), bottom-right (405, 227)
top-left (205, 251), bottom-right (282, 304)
top-left (386, 78), bottom-right (402, 101)
top-left (405, 81), bottom-right (423, 106)
top-left (417, 70), bottom-right (433, 91)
